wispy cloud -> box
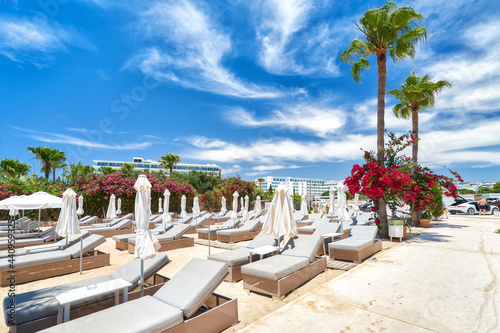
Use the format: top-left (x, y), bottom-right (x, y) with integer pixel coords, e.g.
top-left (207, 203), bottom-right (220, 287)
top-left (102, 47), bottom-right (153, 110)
top-left (222, 164), bottom-right (241, 175)
top-left (0, 14), bottom-right (93, 66)
top-left (127, 0), bottom-right (283, 99)
top-left (251, 0), bottom-right (340, 76)
top-left (65, 127), bottom-right (132, 135)
top-left (226, 101), bottom-right (346, 138)
top-left (252, 164), bottom-right (302, 172)
top-left (14, 127), bottom-right (154, 150)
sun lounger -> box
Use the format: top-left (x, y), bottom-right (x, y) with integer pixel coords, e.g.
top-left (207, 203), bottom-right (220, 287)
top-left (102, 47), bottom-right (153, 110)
top-left (328, 225), bottom-right (382, 262)
top-left (87, 219), bottom-right (133, 238)
top-left (297, 218), bottom-right (331, 234)
top-left (78, 216), bottom-right (98, 225)
top-left (308, 213), bottom-right (323, 219)
top-left (197, 219), bottom-right (241, 240)
top-left (4, 253), bottom-right (170, 332)
top-left (0, 234), bottom-right (109, 286)
top-left (0, 217), bottom-right (30, 228)
top-left (216, 218), bottom-right (263, 244)
top-left (0, 230), bottom-right (91, 259)
top-left (241, 234), bottom-right (327, 298)
top-left (0, 227), bottom-right (56, 251)
top-left (39, 258), bottom-right (238, 333)
top-left (355, 212), bottom-right (373, 225)
top-left (208, 232), bottom-right (279, 282)
top-left (81, 213), bottom-right (133, 229)
top-left (128, 224), bottom-right (194, 253)
top-left (0, 217), bottom-right (31, 231)
top-left (113, 224), bottom-right (174, 250)
top-left (0, 220), bottom-right (39, 236)
top-left (184, 213), bottom-right (215, 234)
top-left (293, 213), bottom-right (306, 221)
top-left (312, 223), bottom-right (342, 255)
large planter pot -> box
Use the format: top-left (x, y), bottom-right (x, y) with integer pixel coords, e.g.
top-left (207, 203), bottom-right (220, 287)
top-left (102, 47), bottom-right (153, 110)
top-left (388, 219), bottom-right (406, 241)
top-left (419, 218), bottom-right (431, 228)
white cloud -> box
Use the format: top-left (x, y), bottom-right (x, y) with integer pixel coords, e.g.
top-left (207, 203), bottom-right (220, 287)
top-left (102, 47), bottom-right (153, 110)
top-left (226, 102), bottom-right (346, 138)
top-left (252, 164), bottom-right (301, 172)
top-left (127, 0), bottom-right (283, 99)
top-left (222, 165), bottom-right (241, 175)
top-left (0, 15), bottom-right (92, 65)
top-left (252, 0), bottom-right (340, 76)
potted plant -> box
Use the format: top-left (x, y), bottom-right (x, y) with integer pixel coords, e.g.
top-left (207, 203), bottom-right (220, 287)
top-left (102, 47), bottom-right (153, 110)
top-left (387, 203), bottom-right (409, 241)
top-left (419, 210), bottom-right (431, 227)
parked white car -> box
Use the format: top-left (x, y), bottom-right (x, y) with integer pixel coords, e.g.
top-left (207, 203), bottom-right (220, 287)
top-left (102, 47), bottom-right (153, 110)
top-left (448, 197), bottom-right (499, 215)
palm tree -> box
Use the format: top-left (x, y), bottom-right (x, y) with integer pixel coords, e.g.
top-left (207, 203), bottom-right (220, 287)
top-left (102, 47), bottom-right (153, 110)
top-left (388, 71), bottom-right (451, 225)
top-left (340, 1), bottom-right (426, 229)
top-left (0, 158), bottom-right (31, 178)
top-left (27, 147), bottom-right (66, 180)
top-left (158, 154), bottom-right (181, 174)
top-left (257, 178), bottom-right (265, 190)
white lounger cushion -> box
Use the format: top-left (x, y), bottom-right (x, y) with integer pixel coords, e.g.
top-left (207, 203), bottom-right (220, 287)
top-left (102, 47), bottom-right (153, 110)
top-left (39, 296), bottom-right (183, 333)
top-left (216, 219), bottom-right (260, 236)
top-left (312, 223), bottom-right (340, 236)
top-left (280, 235), bottom-right (322, 263)
top-left (328, 238), bottom-right (373, 251)
top-left (153, 258), bottom-right (227, 318)
top-left (207, 247), bottom-right (254, 267)
top-left (0, 251), bottom-right (70, 271)
top-left (241, 255), bottom-right (309, 280)
top-left (63, 234), bottom-right (105, 259)
top-left (350, 225), bottom-right (378, 240)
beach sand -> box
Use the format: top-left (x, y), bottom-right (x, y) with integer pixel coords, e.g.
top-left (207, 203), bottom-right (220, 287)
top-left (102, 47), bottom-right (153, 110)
top-left (0, 231), bottom-right (403, 332)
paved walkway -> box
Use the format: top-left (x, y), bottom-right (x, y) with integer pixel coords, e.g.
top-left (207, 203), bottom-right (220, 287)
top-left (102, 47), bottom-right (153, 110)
top-left (241, 217), bottom-right (500, 332)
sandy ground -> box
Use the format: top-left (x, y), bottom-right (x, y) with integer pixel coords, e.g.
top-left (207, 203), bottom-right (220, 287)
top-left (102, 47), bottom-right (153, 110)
top-left (0, 228), bottom-right (405, 332)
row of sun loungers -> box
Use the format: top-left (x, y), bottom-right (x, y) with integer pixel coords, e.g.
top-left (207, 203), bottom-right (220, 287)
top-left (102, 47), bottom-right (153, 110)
top-left (0, 227), bottom-right (56, 251)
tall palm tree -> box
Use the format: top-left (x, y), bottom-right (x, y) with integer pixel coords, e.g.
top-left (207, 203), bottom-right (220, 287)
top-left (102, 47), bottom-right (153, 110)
top-left (27, 147), bottom-right (66, 180)
top-left (388, 71), bottom-right (451, 225)
top-left (0, 158), bottom-right (31, 178)
top-left (50, 150), bottom-right (66, 181)
top-left (159, 154), bottom-right (181, 174)
top-left (340, 1), bottom-right (426, 229)
top-left (257, 178), bottom-right (265, 190)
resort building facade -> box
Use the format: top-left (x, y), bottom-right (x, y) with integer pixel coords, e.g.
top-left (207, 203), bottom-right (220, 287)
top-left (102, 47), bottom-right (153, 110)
top-left (93, 157), bottom-right (222, 176)
top-left (255, 176), bottom-right (338, 197)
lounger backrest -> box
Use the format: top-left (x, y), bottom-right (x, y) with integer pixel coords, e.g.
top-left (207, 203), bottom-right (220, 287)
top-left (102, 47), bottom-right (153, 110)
top-left (311, 218), bottom-right (331, 227)
top-left (312, 223), bottom-right (340, 236)
top-left (293, 213), bottom-right (305, 221)
top-left (350, 226), bottom-right (378, 241)
top-left (111, 219), bottom-right (131, 230)
top-left (221, 219), bottom-right (239, 228)
top-left (55, 230), bottom-right (91, 247)
top-left (109, 253), bottom-right (170, 288)
top-left (308, 213), bottom-right (323, 219)
top-left (281, 235), bottom-right (322, 263)
top-left (79, 216), bottom-right (91, 222)
top-left (38, 226), bottom-right (56, 237)
top-left (356, 213), bottom-right (371, 225)
top-left (63, 234), bottom-right (106, 258)
top-left (239, 218), bottom-right (260, 231)
top-left (164, 224), bottom-right (191, 239)
top-left (247, 232), bottom-right (279, 249)
top-left (153, 258), bottom-right (228, 318)
top-left (180, 216), bottom-right (192, 224)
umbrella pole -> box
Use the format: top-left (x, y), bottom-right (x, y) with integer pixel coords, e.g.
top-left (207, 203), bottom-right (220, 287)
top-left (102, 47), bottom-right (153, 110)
top-left (80, 238), bottom-right (83, 274)
top-left (140, 259), bottom-right (144, 297)
top-left (208, 225), bottom-right (211, 255)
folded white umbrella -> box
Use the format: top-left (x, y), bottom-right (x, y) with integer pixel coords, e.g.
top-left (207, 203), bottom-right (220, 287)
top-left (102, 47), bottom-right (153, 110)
top-left (243, 195), bottom-right (249, 219)
top-left (337, 182), bottom-right (351, 233)
top-left (254, 195), bottom-right (261, 213)
top-left (106, 194), bottom-right (117, 219)
top-left (220, 196), bottom-right (227, 215)
top-left (328, 186), bottom-right (336, 217)
top-left (240, 197), bottom-right (244, 213)
top-left (193, 197), bottom-right (200, 216)
top-left (158, 197), bottom-right (163, 213)
top-left (116, 198), bottom-right (122, 215)
top-left (300, 195), bottom-right (308, 215)
top-left (180, 195), bottom-right (187, 218)
top-left (263, 184), bottom-right (297, 247)
top-left (162, 189), bottom-right (172, 225)
top-left (76, 195), bottom-right (84, 216)
top-left (231, 191), bottom-right (239, 219)
top-left (133, 175), bottom-right (160, 295)
top-left (353, 193), bottom-right (360, 212)
top-left (56, 188), bottom-right (83, 273)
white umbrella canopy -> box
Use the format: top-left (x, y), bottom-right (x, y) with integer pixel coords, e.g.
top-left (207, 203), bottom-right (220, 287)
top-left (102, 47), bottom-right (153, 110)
top-left (243, 195), bottom-right (249, 219)
top-left (158, 198), bottom-right (163, 213)
top-left (134, 175), bottom-right (160, 260)
top-left (76, 195), bottom-right (84, 216)
top-left (162, 189), bottom-right (171, 224)
top-left (0, 192), bottom-right (61, 210)
top-left (328, 186), bottom-right (336, 217)
top-left (116, 198), bottom-right (122, 215)
top-left (56, 188), bottom-right (81, 237)
top-left (262, 184), bottom-right (297, 247)
top-left (193, 197), bottom-right (201, 216)
top-left (240, 197), bottom-right (244, 213)
top-left (337, 182), bottom-right (351, 232)
top-left (231, 191), bottom-right (239, 219)
top-left (220, 196), bottom-right (227, 215)
top-left (300, 195), bottom-right (308, 215)
top-left (106, 194), bottom-right (117, 219)
top-left (254, 195), bottom-right (261, 213)
top-left (180, 195), bottom-right (187, 218)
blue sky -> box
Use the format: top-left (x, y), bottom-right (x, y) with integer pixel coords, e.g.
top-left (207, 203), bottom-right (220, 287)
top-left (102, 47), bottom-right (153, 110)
top-left (1, 0), bottom-right (500, 183)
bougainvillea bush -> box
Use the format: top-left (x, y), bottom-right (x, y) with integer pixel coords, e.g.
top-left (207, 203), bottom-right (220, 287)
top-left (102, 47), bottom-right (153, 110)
top-left (345, 132), bottom-right (460, 223)
top-left (200, 176), bottom-right (257, 212)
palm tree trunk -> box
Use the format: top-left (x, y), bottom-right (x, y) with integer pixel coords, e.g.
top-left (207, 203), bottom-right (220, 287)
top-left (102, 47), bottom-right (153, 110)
top-left (53, 168), bottom-right (56, 181)
top-left (44, 163), bottom-right (50, 179)
top-left (377, 52), bottom-right (388, 237)
top-left (169, 165), bottom-right (173, 174)
top-left (411, 105), bottom-right (420, 226)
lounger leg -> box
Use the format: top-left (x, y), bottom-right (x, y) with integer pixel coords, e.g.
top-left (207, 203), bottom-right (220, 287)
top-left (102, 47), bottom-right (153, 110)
top-left (115, 290), bottom-right (119, 305)
top-left (63, 304), bottom-right (70, 322)
top-left (123, 287), bottom-right (128, 302)
top-left (57, 305), bottom-right (63, 324)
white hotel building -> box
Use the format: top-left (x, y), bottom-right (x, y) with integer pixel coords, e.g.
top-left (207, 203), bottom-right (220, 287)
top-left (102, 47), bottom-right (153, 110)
top-left (256, 176), bottom-right (338, 197)
top-left (93, 157), bottom-right (222, 176)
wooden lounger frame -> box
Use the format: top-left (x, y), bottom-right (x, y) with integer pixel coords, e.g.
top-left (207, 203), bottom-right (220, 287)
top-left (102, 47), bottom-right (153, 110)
top-left (225, 265), bottom-right (243, 282)
top-left (0, 250), bottom-right (110, 287)
top-left (242, 256), bottom-right (327, 298)
top-left (127, 236), bottom-right (194, 254)
top-left (9, 273), bottom-right (170, 333)
top-left (297, 229), bottom-right (314, 235)
top-left (216, 225), bottom-right (263, 244)
top-left (197, 231), bottom-right (217, 241)
top-left (329, 239), bottom-right (382, 263)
